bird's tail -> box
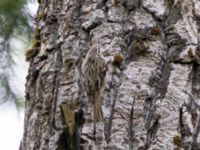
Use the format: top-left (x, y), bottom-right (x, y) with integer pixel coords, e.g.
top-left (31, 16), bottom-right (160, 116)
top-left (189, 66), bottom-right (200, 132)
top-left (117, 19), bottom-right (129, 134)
top-left (93, 90), bottom-right (103, 122)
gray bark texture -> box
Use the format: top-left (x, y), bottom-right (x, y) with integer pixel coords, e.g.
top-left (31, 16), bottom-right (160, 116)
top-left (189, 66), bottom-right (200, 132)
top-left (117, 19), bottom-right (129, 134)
top-left (20, 0), bottom-right (200, 149)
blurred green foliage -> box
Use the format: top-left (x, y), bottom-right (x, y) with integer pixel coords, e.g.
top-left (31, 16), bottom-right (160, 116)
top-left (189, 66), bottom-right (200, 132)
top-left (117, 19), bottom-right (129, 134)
top-left (0, 0), bottom-right (30, 38)
top-left (0, 0), bottom-right (33, 107)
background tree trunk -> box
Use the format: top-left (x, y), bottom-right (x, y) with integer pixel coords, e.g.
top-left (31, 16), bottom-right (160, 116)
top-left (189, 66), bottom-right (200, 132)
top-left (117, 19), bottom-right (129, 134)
top-left (20, 0), bottom-right (200, 149)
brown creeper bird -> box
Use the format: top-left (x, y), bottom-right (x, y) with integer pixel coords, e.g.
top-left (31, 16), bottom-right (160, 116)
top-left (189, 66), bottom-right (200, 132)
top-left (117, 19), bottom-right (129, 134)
top-left (81, 44), bottom-right (107, 122)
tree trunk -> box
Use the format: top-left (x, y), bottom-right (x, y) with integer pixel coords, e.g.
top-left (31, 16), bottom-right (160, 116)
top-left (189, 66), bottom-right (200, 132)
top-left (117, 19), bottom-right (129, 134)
top-left (20, 0), bottom-right (200, 149)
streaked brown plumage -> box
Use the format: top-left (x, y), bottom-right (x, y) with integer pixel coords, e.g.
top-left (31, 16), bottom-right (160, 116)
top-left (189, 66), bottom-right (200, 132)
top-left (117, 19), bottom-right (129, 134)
top-left (81, 45), bottom-right (107, 122)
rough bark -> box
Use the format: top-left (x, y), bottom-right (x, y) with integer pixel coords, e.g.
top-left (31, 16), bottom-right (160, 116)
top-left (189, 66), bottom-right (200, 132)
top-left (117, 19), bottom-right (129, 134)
top-left (20, 0), bottom-right (200, 150)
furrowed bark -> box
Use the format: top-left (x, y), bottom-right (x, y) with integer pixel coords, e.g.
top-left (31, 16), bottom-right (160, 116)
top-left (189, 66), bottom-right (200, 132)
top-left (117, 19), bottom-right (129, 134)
top-left (20, 0), bottom-right (200, 149)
